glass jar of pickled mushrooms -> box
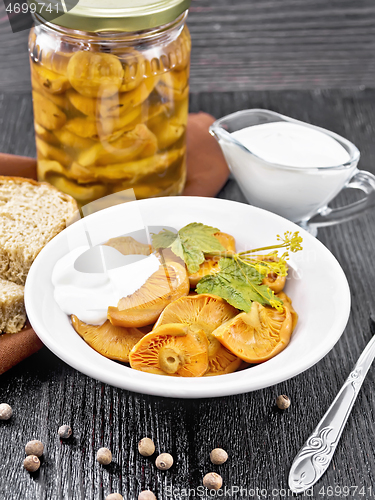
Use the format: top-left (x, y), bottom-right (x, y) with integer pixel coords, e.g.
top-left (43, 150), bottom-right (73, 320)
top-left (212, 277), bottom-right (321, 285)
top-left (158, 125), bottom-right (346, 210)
top-left (29, 0), bottom-right (191, 206)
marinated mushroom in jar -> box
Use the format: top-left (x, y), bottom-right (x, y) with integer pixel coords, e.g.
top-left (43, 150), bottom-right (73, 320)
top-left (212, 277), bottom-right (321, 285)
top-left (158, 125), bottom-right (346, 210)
top-left (29, 25), bottom-right (191, 206)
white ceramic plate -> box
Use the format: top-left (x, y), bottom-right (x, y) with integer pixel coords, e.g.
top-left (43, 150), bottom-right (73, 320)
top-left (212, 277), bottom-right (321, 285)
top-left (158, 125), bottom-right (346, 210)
top-left (25, 197), bottom-right (350, 398)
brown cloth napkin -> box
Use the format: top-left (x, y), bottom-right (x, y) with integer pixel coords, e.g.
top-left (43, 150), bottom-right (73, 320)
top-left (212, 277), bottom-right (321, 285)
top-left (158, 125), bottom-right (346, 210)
top-left (0, 112), bottom-right (229, 374)
top-left (0, 327), bottom-right (43, 375)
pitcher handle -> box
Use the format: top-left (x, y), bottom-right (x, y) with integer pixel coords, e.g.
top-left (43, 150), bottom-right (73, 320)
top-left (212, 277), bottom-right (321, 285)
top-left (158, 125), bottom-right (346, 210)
top-left (307, 169), bottom-right (375, 230)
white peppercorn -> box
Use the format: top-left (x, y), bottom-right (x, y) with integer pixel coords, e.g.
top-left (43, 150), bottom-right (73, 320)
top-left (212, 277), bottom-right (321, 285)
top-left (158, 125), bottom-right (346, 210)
top-left (155, 453), bottom-right (173, 470)
top-left (105, 494), bottom-right (123, 500)
top-left (97, 447), bottom-right (112, 465)
top-left (138, 490), bottom-right (157, 500)
top-left (0, 403), bottom-right (12, 420)
top-left (276, 394), bottom-right (291, 410)
top-left (58, 425), bottom-right (72, 439)
top-left (23, 455), bottom-right (40, 472)
top-left (25, 440), bottom-right (44, 457)
top-left (138, 437), bottom-right (155, 457)
top-left (210, 448), bottom-right (228, 465)
top-left (203, 472), bottom-right (222, 491)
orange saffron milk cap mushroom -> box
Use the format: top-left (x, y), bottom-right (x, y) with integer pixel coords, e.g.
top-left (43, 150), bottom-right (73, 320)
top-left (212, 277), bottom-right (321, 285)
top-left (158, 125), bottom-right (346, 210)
top-left (188, 232), bottom-right (236, 287)
top-left (213, 232), bottom-right (236, 252)
top-left (212, 293), bottom-right (297, 364)
top-left (277, 291), bottom-right (298, 330)
top-left (71, 315), bottom-right (145, 362)
top-left (104, 235), bottom-right (152, 256)
top-left (129, 323), bottom-right (209, 377)
top-left (254, 254), bottom-right (287, 294)
top-left (107, 261), bottom-right (189, 328)
top-left (154, 294), bottom-right (241, 376)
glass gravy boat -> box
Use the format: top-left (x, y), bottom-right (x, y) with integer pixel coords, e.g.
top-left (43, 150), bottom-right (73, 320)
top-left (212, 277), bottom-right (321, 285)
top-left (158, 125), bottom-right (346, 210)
top-left (209, 109), bottom-right (375, 235)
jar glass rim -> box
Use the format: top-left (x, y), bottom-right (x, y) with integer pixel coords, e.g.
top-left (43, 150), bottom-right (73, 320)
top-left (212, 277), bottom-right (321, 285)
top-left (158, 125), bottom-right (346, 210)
top-left (29, 0), bottom-right (191, 33)
top-left (33, 10), bottom-right (188, 42)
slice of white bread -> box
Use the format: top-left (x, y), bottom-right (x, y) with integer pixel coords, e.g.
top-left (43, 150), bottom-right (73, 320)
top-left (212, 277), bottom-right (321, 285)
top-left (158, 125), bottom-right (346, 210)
top-left (0, 278), bottom-right (26, 333)
top-left (0, 176), bottom-right (78, 286)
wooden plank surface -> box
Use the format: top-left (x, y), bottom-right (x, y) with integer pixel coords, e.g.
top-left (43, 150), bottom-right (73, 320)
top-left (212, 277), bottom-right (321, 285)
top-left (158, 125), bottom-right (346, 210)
top-left (0, 88), bottom-right (375, 499)
top-left (1, 0), bottom-right (375, 92)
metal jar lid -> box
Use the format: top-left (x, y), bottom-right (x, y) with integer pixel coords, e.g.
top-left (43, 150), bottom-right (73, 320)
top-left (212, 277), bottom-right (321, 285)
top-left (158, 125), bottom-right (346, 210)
top-left (33, 0), bottom-right (191, 32)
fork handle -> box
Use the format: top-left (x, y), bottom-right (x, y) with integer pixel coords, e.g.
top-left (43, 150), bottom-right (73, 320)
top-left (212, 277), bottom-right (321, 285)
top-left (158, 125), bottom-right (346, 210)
top-left (289, 334), bottom-right (375, 493)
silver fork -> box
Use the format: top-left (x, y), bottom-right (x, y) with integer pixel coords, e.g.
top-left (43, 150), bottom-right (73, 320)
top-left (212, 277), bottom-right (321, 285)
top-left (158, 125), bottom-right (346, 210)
top-left (289, 316), bottom-right (375, 493)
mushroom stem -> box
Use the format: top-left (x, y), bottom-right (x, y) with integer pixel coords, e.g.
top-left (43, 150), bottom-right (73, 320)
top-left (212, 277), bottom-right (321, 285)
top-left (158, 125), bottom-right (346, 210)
top-left (158, 348), bottom-right (183, 374)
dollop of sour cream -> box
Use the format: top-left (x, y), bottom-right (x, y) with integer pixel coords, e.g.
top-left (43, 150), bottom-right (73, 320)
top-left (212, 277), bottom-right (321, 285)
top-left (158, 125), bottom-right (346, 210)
top-left (52, 246), bottom-right (160, 325)
top-left (231, 122), bottom-right (350, 168)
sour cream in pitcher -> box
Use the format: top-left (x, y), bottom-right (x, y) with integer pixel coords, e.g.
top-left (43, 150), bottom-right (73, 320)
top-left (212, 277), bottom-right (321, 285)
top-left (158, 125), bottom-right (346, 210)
top-left (220, 121), bottom-right (355, 222)
top-left (231, 122), bottom-right (350, 168)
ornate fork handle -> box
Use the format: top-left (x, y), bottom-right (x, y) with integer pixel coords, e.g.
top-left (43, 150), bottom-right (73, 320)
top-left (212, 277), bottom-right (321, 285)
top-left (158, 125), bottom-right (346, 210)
top-left (289, 332), bottom-right (375, 493)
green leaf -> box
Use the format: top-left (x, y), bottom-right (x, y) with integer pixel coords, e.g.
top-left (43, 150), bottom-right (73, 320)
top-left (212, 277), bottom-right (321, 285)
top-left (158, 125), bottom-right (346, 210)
top-left (151, 229), bottom-right (178, 249)
top-left (196, 257), bottom-right (283, 312)
top-left (178, 223), bottom-right (226, 273)
top-left (179, 223), bottom-right (224, 254)
top-left (170, 238), bottom-right (202, 273)
top-left (152, 223), bottom-right (226, 273)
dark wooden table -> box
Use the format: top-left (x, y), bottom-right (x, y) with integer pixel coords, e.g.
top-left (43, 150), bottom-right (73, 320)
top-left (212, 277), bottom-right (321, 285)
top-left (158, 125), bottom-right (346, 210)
top-left (1, 89), bottom-right (375, 500)
top-left (2, 0), bottom-right (375, 93)
top-left (2, 1), bottom-right (375, 499)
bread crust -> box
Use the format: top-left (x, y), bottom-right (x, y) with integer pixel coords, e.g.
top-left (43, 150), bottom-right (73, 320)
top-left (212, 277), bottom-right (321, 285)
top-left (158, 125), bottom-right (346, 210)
top-left (0, 175), bottom-right (77, 208)
top-left (0, 278), bottom-right (26, 334)
top-left (0, 175), bottom-right (78, 285)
